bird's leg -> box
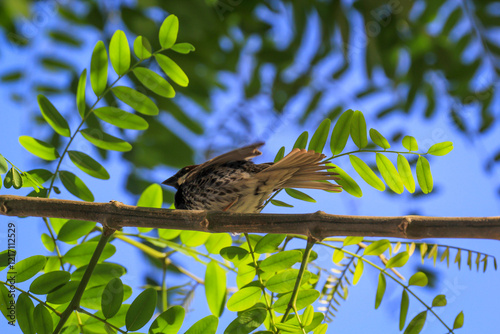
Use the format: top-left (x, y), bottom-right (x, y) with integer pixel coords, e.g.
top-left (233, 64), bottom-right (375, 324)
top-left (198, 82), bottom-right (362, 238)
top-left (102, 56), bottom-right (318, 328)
top-left (222, 197), bottom-right (238, 212)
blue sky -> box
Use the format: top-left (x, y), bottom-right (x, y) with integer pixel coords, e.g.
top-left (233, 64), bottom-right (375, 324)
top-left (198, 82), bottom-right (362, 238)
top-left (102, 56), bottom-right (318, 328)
top-left (1, 2), bottom-right (499, 333)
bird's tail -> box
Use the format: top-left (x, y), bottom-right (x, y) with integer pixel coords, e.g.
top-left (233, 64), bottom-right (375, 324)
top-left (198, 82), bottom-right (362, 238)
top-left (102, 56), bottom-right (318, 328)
top-left (260, 148), bottom-right (342, 192)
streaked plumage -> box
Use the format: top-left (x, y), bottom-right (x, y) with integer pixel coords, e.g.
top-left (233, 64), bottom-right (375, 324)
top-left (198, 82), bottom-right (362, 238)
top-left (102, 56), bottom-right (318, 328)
top-left (162, 142), bottom-right (341, 213)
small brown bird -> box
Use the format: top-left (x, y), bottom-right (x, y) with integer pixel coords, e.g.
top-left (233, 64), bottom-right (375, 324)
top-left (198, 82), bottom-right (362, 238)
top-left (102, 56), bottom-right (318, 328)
top-left (163, 142), bottom-right (341, 213)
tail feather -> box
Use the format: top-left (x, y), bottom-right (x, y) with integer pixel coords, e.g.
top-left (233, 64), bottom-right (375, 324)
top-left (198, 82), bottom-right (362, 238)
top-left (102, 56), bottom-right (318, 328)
top-left (257, 148), bottom-right (342, 192)
top-left (283, 181), bottom-right (342, 192)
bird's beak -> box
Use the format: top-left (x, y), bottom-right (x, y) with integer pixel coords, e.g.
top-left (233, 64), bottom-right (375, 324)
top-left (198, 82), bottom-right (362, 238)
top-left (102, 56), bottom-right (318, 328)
top-left (162, 177), bottom-right (177, 188)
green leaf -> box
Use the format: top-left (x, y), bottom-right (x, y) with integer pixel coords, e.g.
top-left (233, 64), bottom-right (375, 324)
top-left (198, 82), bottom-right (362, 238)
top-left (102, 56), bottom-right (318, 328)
top-left (184, 315), bottom-right (218, 334)
top-left (77, 69), bottom-right (87, 118)
top-left (236, 263), bottom-right (256, 288)
top-left (159, 15), bottom-right (179, 49)
top-left (408, 272), bottom-right (428, 287)
top-left (369, 128), bottom-right (390, 149)
top-left (0, 283), bottom-right (15, 322)
top-left (149, 306), bottom-right (185, 334)
top-left (332, 249), bottom-right (344, 263)
top-left (285, 188), bottom-right (316, 202)
top-left (72, 263), bottom-right (126, 288)
top-left (349, 155), bottom-right (385, 191)
top-left (453, 311), bottom-right (464, 329)
top-left (82, 283), bottom-right (126, 309)
top-left (432, 294), bottom-right (447, 307)
top-left (57, 219), bottom-right (96, 242)
top-left (23, 169), bottom-right (52, 188)
top-left (375, 272), bottom-right (386, 309)
top-left (265, 269), bottom-right (312, 293)
top-left (0, 154), bottom-right (8, 174)
top-left (455, 249), bottom-right (462, 269)
top-left (353, 260), bottom-right (364, 285)
top-left (126, 288), bottom-right (157, 331)
top-left (254, 234), bottom-right (286, 254)
top-left (155, 54), bottom-right (189, 87)
top-left (259, 250), bottom-right (302, 272)
top-left (224, 305), bottom-right (266, 334)
top-left (41, 233), bottom-right (54, 251)
top-left (301, 305), bottom-right (314, 326)
top-left (0, 249), bottom-right (14, 272)
top-left (226, 286), bottom-right (261, 312)
top-left (43, 257), bottom-right (59, 273)
top-left (3, 169), bottom-right (12, 188)
top-left (308, 119), bottom-right (331, 153)
top-left (327, 163), bottom-right (361, 197)
top-left (273, 289), bottom-right (320, 313)
top-left (102, 278), bottom-right (123, 319)
top-left (442, 7), bottom-right (461, 35)
top-left (134, 67), bottom-right (175, 98)
top-left (158, 228), bottom-right (181, 240)
top-left (33, 304), bottom-right (52, 334)
top-left (180, 231), bottom-right (210, 247)
top-left (133, 36), bottom-right (152, 59)
top-left (205, 261), bottom-right (226, 317)
top-left (171, 42), bottom-right (195, 54)
top-left (63, 241), bottom-right (115, 267)
top-left (205, 233), bottom-right (232, 254)
top-left (331, 109), bottom-right (354, 155)
top-left (112, 86), bottom-right (159, 116)
top-left (275, 323), bottom-right (301, 332)
top-left (427, 141), bottom-right (454, 156)
top-left (59, 170), bottom-right (94, 201)
top-left (16, 293), bottom-right (35, 334)
top-left (7, 255), bottom-right (46, 283)
top-left (137, 184), bottom-right (162, 210)
top-left (397, 154), bottom-right (415, 193)
top-left (294, 131), bottom-right (308, 149)
top-left (90, 40), bottom-right (108, 96)
top-left (343, 236), bottom-right (363, 246)
top-left (80, 128), bottom-right (132, 152)
top-left (290, 311), bottom-right (323, 332)
top-left (313, 324), bottom-right (328, 334)
top-left (402, 136), bottom-right (418, 151)
top-left (376, 153), bottom-right (404, 194)
top-left (220, 247), bottom-right (249, 266)
top-left (21, 171), bottom-right (43, 190)
top-left (30, 271), bottom-right (70, 295)
top-left (11, 168), bottom-right (23, 189)
top-left (399, 290), bottom-right (409, 330)
top-left (68, 151), bottom-right (109, 180)
top-left (386, 251), bottom-right (409, 268)
top-left (19, 136), bottom-right (59, 161)
top-left (364, 239), bottom-right (390, 256)
top-left (274, 146), bottom-right (285, 162)
top-left (109, 30), bottom-right (130, 76)
top-left (350, 110), bottom-right (368, 149)
top-left (404, 311), bottom-right (427, 334)
top-left (37, 95), bottom-right (71, 137)
top-left (416, 156), bottom-right (433, 194)
top-left (94, 106), bottom-right (148, 130)
top-left (270, 199), bottom-right (294, 208)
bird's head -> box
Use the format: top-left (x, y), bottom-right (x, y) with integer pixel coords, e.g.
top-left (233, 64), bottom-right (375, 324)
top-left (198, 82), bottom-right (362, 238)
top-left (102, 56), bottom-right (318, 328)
top-left (162, 165), bottom-right (198, 189)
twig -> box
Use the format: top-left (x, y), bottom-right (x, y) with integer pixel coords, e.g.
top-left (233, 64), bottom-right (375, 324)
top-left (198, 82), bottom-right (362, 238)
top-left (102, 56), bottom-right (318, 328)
top-left (53, 227), bottom-right (116, 334)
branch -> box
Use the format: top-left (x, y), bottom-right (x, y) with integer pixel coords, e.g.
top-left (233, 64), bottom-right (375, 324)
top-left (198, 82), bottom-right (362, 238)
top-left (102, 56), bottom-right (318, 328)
top-left (1, 195), bottom-right (499, 240)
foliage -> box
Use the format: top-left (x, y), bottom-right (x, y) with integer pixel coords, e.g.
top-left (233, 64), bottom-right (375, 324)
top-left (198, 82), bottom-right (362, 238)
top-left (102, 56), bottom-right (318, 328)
top-left (2, 0), bottom-right (500, 199)
top-left (0, 4), bottom-right (498, 334)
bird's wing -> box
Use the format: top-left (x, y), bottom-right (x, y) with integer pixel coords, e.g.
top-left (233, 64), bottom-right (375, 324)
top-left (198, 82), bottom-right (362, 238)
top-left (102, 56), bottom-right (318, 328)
top-left (187, 142), bottom-right (264, 179)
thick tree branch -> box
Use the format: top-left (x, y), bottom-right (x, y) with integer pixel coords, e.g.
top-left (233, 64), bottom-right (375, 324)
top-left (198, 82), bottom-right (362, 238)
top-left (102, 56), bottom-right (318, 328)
top-left (1, 195), bottom-right (499, 240)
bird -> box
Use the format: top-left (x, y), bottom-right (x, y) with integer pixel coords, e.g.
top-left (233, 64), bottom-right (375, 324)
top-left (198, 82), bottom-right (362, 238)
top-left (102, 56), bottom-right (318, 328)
top-left (162, 142), bottom-right (342, 213)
